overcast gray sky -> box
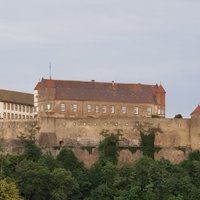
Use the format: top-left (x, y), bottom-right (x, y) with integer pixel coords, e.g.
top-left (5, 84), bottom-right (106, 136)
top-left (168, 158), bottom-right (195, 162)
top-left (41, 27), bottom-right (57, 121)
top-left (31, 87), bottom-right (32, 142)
top-left (0, 0), bottom-right (200, 118)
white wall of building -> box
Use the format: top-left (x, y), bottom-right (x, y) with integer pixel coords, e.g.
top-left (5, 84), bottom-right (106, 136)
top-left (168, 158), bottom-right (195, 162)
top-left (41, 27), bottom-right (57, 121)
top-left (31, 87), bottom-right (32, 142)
top-left (0, 101), bottom-right (34, 120)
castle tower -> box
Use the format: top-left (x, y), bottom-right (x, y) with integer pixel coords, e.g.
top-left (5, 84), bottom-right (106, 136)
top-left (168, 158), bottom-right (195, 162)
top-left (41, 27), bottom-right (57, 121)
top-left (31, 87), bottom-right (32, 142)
top-left (155, 84), bottom-right (166, 117)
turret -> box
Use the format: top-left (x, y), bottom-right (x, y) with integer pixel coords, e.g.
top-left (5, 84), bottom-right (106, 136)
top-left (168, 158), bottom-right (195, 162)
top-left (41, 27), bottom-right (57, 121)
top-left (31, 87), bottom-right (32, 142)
top-left (154, 84), bottom-right (166, 117)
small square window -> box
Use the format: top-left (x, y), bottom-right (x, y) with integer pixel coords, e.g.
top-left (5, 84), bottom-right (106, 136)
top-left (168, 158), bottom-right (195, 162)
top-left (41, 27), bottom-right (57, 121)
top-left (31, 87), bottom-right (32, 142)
top-left (133, 107), bottom-right (139, 115)
top-left (110, 105), bottom-right (115, 113)
top-left (158, 108), bottom-right (161, 115)
top-left (47, 104), bottom-right (51, 110)
top-left (102, 105), bottom-right (106, 113)
top-left (60, 103), bottom-right (66, 112)
top-left (147, 107), bottom-right (152, 116)
top-left (95, 105), bottom-right (99, 113)
top-left (72, 104), bottom-right (78, 112)
top-left (87, 105), bottom-right (92, 113)
top-left (121, 106), bottom-right (126, 114)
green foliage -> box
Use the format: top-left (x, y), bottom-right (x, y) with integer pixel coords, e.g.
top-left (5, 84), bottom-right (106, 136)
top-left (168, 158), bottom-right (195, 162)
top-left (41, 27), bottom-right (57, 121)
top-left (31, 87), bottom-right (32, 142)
top-left (99, 132), bottom-right (120, 164)
top-left (0, 178), bottom-right (23, 200)
top-left (16, 160), bottom-right (51, 200)
top-left (188, 150), bottom-right (200, 161)
top-left (140, 128), bottom-right (161, 159)
top-left (1, 132), bottom-right (200, 199)
top-left (174, 114), bottom-right (183, 119)
top-left (23, 140), bottom-right (42, 161)
top-left (50, 168), bottom-right (79, 200)
top-left (56, 148), bottom-right (83, 172)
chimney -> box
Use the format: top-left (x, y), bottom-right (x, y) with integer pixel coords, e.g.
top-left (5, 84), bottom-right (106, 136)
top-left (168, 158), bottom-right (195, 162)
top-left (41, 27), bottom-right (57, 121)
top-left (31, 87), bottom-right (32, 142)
top-left (91, 80), bottom-right (95, 82)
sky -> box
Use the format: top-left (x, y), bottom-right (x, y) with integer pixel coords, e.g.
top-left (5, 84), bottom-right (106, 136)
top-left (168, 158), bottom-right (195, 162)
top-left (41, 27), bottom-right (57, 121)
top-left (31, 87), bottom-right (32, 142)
top-left (0, 0), bottom-right (200, 118)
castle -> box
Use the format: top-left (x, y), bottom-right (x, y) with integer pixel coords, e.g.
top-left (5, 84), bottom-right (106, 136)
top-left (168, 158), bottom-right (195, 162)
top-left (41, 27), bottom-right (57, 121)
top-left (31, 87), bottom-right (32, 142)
top-left (34, 78), bottom-right (166, 119)
top-left (0, 78), bottom-right (200, 167)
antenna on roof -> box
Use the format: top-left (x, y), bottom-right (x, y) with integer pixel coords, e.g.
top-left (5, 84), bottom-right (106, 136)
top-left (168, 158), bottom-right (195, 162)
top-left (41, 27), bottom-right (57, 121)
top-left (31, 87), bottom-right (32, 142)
top-left (49, 62), bottom-right (52, 80)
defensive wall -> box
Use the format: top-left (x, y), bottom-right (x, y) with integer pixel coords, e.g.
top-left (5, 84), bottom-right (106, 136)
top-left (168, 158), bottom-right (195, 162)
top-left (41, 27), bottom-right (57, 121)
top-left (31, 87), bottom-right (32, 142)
top-left (0, 116), bottom-right (200, 167)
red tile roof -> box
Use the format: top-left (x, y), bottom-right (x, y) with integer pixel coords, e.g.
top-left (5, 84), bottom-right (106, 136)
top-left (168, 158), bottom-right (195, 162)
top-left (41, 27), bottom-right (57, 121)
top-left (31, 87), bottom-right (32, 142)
top-left (191, 105), bottom-right (200, 116)
top-left (35, 79), bottom-right (165, 104)
top-left (0, 89), bottom-right (33, 105)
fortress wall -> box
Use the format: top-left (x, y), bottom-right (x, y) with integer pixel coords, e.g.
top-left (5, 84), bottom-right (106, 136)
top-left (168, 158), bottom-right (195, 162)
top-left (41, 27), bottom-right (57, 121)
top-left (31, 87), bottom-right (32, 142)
top-left (190, 116), bottom-right (200, 150)
top-left (0, 120), bottom-right (38, 153)
top-left (0, 117), bottom-right (194, 165)
top-left (38, 117), bottom-right (191, 148)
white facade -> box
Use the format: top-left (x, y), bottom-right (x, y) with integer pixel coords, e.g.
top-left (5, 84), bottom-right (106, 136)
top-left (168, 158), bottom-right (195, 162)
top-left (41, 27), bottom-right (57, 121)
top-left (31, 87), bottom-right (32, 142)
top-left (0, 101), bottom-right (34, 120)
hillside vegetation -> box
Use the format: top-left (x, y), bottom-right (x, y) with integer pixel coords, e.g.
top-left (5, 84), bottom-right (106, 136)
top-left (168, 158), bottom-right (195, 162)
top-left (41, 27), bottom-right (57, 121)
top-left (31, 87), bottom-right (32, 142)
top-left (0, 134), bottom-right (200, 200)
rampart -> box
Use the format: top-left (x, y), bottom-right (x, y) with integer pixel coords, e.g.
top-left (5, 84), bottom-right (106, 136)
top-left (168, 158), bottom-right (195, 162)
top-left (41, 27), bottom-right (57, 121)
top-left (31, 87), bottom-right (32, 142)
top-left (0, 116), bottom-right (200, 167)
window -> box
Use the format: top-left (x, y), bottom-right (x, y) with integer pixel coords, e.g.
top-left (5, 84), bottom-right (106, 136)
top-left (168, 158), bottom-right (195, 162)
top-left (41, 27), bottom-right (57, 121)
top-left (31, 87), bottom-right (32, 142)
top-left (23, 105), bottom-right (25, 112)
top-left (3, 113), bottom-right (6, 119)
top-left (110, 105), bottom-right (115, 113)
top-left (11, 104), bottom-right (14, 110)
top-left (60, 103), bottom-right (66, 112)
top-left (19, 105), bottom-right (21, 112)
top-left (15, 104), bottom-right (18, 111)
top-left (46, 104), bottom-right (51, 110)
top-left (102, 105), bottom-right (107, 113)
top-left (147, 107), bottom-right (152, 116)
top-left (19, 114), bottom-right (21, 119)
top-left (87, 105), bottom-right (92, 113)
top-left (27, 106), bottom-right (30, 113)
top-left (133, 107), bottom-right (139, 115)
top-left (121, 106), bottom-right (126, 114)
top-left (158, 107), bottom-right (161, 115)
top-left (95, 105), bottom-right (99, 113)
top-left (72, 104), bottom-right (78, 112)
top-left (11, 113), bottom-right (14, 119)
top-left (15, 114), bottom-right (18, 119)
top-left (3, 103), bottom-right (6, 109)
top-left (7, 103), bottom-right (10, 110)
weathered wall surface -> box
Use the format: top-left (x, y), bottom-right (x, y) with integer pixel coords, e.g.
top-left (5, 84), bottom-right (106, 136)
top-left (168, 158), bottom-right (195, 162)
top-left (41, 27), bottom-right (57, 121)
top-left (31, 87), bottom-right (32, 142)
top-left (38, 117), bottom-right (191, 148)
top-left (0, 117), bottom-right (196, 166)
top-left (0, 120), bottom-right (38, 153)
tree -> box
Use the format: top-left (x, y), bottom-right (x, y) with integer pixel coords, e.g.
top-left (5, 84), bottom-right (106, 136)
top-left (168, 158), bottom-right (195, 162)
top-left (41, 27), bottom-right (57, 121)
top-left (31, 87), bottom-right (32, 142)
top-left (50, 168), bottom-right (79, 200)
top-left (56, 149), bottom-right (83, 172)
top-left (16, 160), bottom-right (51, 200)
top-left (99, 132), bottom-right (120, 165)
top-left (23, 140), bottom-right (42, 161)
top-left (0, 179), bottom-right (23, 200)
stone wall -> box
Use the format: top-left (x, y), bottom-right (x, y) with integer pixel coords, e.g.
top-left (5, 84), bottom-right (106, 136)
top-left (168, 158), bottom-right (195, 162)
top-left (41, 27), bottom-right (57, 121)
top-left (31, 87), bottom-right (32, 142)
top-left (0, 116), bottom-right (197, 166)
